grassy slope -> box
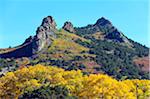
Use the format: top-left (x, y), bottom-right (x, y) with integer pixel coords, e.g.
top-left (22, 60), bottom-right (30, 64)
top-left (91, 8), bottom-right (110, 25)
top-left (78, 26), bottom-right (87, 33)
top-left (30, 29), bottom-right (99, 74)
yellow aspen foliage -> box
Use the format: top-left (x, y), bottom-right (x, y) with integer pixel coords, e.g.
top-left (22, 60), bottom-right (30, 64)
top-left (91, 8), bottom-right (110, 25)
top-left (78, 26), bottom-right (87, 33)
top-left (78, 74), bottom-right (135, 99)
top-left (0, 64), bottom-right (150, 99)
top-left (62, 70), bottom-right (83, 94)
top-left (123, 79), bottom-right (150, 99)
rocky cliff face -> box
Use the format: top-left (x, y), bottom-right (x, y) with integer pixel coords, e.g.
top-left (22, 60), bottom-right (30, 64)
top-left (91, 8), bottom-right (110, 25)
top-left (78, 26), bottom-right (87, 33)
top-left (24, 16), bottom-right (57, 53)
top-left (32, 16), bottom-right (56, 53)
top-left (0, 16), bottom-right (57, 58)
top-left (62, 21), bottom-right (75, 33)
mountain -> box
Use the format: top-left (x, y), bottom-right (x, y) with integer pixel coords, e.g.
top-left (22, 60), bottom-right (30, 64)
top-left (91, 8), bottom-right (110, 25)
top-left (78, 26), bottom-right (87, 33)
top-left (0, 16), bottom-right (149, 79)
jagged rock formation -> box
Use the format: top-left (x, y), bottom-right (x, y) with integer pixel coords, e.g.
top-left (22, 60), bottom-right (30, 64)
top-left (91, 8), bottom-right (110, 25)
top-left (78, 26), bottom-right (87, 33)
top-left (62, 21), bottom-right (75, 33)
top-left (75, 17), bottom-right (131, 45)
top-left (95, 17), bottom-right (130, 43)
top-left (24, 16), bottom-right (57, 53)
top-left (41, 16), bottom-right (56, 29)
top-left (105, 29), bottom-right (130, 43)
top-left (31, 16), bottom-right (56, 53)
top-left (0, 16), bottom-right (57, 58)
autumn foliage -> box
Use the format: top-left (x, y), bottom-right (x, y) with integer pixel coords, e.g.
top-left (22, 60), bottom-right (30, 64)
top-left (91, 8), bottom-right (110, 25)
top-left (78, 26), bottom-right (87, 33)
top-left (0, 64), bottom-right (150, 99)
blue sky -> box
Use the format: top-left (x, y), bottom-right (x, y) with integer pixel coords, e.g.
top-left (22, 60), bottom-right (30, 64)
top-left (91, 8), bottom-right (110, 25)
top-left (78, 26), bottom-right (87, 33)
top-left (0, 0), bottom-right (149, 48)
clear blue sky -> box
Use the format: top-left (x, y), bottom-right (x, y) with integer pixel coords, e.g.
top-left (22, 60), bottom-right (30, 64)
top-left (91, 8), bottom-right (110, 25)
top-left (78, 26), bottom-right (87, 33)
top-left (0, 0), bottom-right (149, 48)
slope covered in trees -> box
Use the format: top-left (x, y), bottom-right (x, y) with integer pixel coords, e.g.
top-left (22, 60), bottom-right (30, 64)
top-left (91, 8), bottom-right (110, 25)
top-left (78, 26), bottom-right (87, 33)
top-left (0, 65), bottom-right (150, 99)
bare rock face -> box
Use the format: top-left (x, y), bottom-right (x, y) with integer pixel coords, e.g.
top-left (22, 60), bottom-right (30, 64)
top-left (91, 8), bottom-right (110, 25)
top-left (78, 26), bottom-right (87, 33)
top-left (41, 16), bottom-right (56, 29)
top-left (23, 36), bottom-right (33, 44)
top-left (95, 17), bottom-right (111, 26)
top-left (23, 16), bottom-right (57, 54)
top-left (62, 21), bottom-right (75, 33)
top-left (32, 16), bottom-right (57, 53)
top-left (0, 16), bottom-right (57, 58)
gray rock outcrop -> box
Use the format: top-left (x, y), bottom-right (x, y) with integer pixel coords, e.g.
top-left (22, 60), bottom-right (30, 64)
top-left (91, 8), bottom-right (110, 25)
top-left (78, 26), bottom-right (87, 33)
top-left (62, 21), bottom-right (75, 33)
top-left (32, 16), bottom-right (57, 53)
top-left (23, 16), bottom-right (57, 54)
top-left (0, 16), bottom-right (57, 58)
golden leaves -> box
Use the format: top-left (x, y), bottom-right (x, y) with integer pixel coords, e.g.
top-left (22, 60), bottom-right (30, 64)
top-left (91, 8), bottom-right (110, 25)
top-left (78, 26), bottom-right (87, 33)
top-left (0, 65), bottom-right (150, 99)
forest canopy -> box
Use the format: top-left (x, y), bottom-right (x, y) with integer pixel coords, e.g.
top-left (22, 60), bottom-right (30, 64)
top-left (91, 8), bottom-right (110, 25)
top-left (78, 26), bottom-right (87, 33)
top-left (0, 64), bottom-right (149, 99)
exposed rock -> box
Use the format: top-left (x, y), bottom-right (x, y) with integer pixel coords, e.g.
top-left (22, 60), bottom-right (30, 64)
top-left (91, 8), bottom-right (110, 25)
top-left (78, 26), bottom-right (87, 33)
top-left (63, 21), bottom-right (75, 33)
top-left (104, 28), bottom-right (132, 46)
top-left (22, 16), bottom-right (57, 54)
top-left (23, 36), bottom-right (33, 44)
top-left (75, 17), bottom-right (131, 45)
top-left (41, 16), bottom-right (56, 29)
top-left (95, 17), bottom-right (111, 26)
top-left (105, 29), bottom-right (125, 42)
top-left (0, 16), bottom-right (57, 58)
top-left (95, 17), bottom-right (129, 43)
top-left (32, 16), bottom-right (57, 53)
top-left (75, 17), bottom-right (113, 35)
top-left (95, 18), bottom-right (131, 44)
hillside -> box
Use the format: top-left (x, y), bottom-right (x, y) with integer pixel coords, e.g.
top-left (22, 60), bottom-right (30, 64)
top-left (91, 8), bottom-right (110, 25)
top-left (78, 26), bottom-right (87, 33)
top-left (0, 16), bottom-right (149, 80)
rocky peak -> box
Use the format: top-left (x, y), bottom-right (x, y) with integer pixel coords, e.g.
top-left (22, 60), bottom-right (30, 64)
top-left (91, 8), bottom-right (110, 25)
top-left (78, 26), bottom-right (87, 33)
top-left (23, 16), bottom-right (57, 53)
top-left (94, 17), bottom-right (130, 43)
top-left (0, 16), bottom-right (57, 58)
top-left (32, 16), bottom-right (57, 53)
top-left (95, 17), bottom-right (111, 26)
top-left (62, 21), bottom-right (75, 33)
top-left (41, 16), bottom-right (56, 29)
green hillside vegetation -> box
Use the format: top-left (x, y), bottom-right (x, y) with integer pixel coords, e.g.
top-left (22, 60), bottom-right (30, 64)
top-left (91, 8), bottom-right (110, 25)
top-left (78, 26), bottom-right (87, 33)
top-left (28, 29), bottom-right (98, 73)
top-left (48, 38), bottom-right (89, 60)
top-left (74, 27), bottom-right (149, 79)
top-left (89, 40), bottom-right (149, 79)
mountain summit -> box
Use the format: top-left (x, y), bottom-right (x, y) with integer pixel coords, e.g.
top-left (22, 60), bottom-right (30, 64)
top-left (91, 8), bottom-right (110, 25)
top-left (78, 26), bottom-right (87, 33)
top-left (75, 17), bottom-right (132, 45)
top-left (30, 16), bottom-right (56, 52)
top-left (94, 17), bottom-right (111, 26)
